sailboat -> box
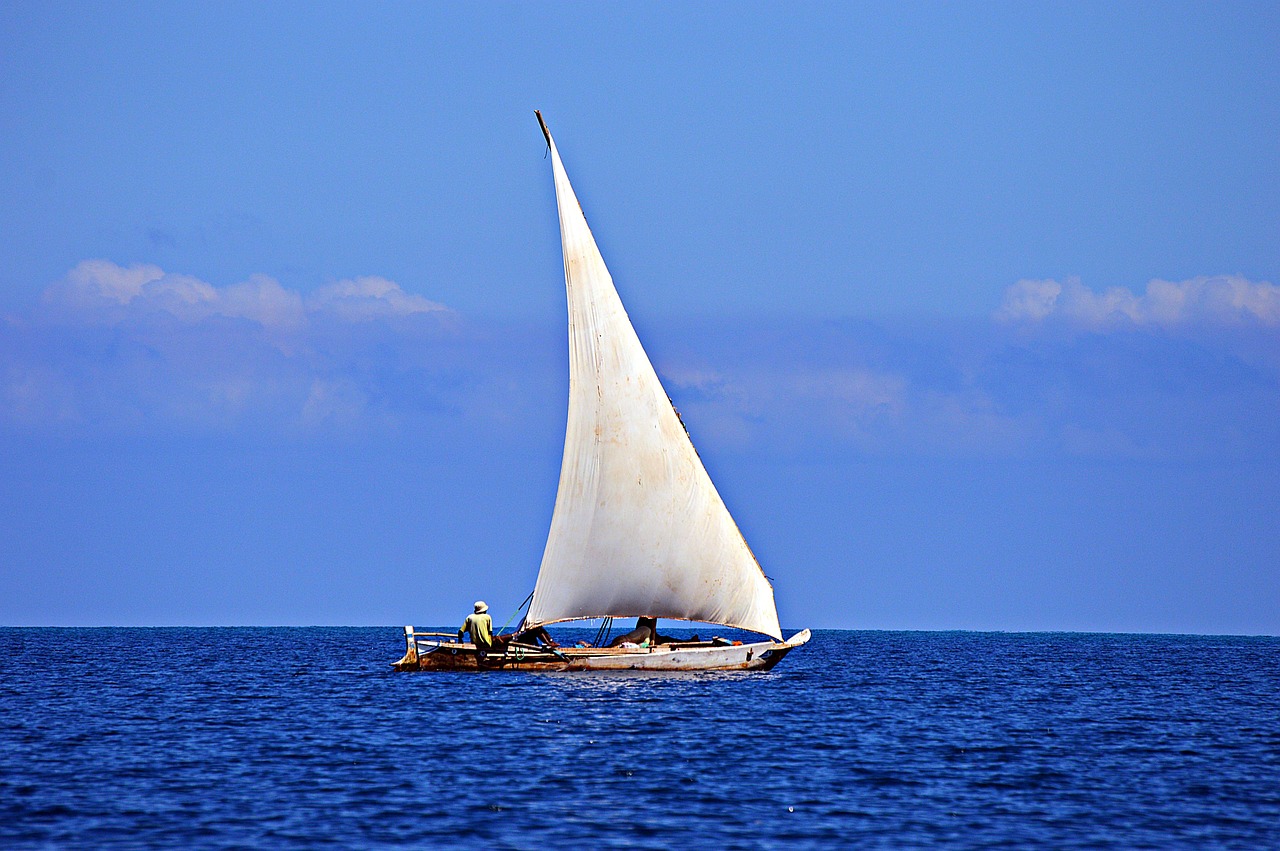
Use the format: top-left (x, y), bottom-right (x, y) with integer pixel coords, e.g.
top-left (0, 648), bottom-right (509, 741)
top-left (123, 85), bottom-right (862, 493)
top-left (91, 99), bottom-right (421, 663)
top-left (395, 113), bottom-right (811, 671)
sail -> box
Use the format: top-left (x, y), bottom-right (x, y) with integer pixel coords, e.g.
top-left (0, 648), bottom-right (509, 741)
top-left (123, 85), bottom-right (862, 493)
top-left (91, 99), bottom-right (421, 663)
top-left (524, 119), bottom-right (782, 640)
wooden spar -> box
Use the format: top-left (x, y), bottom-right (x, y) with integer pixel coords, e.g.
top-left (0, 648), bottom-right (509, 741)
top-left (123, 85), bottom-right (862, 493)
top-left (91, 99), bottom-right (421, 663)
top-left (535, 109), bottom-right (552, 147)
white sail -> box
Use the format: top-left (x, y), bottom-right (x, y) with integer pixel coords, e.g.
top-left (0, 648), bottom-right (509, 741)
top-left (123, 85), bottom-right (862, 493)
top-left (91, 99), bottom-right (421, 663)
top-left (524, 120), bottom-right (782, 641)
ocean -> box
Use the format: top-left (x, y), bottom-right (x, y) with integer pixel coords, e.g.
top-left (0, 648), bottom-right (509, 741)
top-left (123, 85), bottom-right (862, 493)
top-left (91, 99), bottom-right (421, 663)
top-left (2, 628), bottom-right (1277, 848)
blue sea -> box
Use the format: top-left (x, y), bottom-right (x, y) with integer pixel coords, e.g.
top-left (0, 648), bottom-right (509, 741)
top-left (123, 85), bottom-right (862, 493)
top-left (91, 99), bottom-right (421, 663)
top-left (2, 628), bottom-right (1277, 848)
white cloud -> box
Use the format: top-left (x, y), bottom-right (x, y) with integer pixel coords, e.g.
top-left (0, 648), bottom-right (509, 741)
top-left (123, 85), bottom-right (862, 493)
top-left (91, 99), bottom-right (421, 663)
top-left (661, 357), bottom-right (912, 453)
top-left (220, 275), bottom-right (307, 332)
top-left (7, 263), bottom-right (1277, 461)
top-left (664, 362), bottom-right (904, 419)
top-left (993, 278), bottom-right (1062, 323)
top-left (792, 368), bottom-right (906, 415)
top-left (996, 275), bottom-right (1279, 329)
top-left (660, 365), bottom-right (729, 394)
top-left (1, 260), bottom-right (459, 435)
top-left (41, 260), bottom-right (446, 330)
top-left (61, 258), bottom-right (166, 305)
top-left (307, 276), bottom-right (446, 321)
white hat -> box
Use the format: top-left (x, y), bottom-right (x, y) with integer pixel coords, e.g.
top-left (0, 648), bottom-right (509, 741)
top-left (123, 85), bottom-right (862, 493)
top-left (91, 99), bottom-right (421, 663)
top-left (474, 600), bottom-right (489, 614)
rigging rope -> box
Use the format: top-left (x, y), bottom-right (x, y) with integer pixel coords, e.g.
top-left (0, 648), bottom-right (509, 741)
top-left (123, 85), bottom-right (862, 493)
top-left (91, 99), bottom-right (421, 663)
top-left (497, 590), bottom-right (535, 636)
top-left (592, 616), bottom-right (613, 648)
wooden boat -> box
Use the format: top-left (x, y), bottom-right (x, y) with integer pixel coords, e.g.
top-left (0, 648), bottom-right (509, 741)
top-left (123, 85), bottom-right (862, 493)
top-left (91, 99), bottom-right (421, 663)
top-left (395, 112), bottom-right (811, 672)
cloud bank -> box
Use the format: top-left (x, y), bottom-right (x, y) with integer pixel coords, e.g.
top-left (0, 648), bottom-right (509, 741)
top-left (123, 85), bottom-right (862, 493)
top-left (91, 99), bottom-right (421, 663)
top-left (40, 260), bottom-right (447, 330)
top-left (4, 261), bottom-right (464, 435)
top-left (996, 275), bottom-right (1279, 329)
top-left (4, 263), bottom-right (1277, 462)
top-left (654, 273), bottom-right (1280, 461)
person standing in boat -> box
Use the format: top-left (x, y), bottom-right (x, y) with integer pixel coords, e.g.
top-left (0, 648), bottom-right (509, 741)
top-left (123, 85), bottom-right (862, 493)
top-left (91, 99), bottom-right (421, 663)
top-left (458, 601), bottom-right (494, 658)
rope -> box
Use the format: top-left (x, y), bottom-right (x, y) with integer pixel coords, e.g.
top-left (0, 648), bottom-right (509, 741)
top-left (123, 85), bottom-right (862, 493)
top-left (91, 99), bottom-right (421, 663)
top-left (592, 616), bottom-right (613, 648)
top-left (497, 590), bottom-right (535, 636)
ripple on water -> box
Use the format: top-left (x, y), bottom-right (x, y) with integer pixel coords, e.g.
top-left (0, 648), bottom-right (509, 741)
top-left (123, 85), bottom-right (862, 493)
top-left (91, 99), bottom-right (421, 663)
top-left (1, 627), bottom-right (1279, 848)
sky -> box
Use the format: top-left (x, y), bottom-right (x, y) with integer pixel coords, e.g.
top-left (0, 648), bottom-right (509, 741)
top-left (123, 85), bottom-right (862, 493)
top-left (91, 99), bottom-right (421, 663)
top-left (1, 2), bottom-right (1277, 634)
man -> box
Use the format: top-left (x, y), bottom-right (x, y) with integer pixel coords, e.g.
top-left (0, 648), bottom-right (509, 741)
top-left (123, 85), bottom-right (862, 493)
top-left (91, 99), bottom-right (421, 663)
top-left (609, 617), bottom-right (655, 648)
top-left (509, 624), bottom-right (558, 648)
top-left (458, 601), bottom-right (494, 658)
top-left (607, 617), bottom-right (685, 647)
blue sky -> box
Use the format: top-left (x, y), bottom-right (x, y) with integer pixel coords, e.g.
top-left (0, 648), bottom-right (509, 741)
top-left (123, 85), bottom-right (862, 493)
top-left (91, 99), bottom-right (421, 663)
top-left (2, 3), bottom-right (1277, 633)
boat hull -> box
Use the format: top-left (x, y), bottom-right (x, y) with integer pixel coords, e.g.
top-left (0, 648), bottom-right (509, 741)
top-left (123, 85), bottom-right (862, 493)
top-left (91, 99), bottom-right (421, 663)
top-left (393, 629), bottom-right (811, 673)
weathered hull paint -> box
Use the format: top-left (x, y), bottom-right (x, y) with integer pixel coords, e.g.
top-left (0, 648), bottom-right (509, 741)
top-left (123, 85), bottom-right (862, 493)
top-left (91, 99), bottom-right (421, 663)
top-left (394, 629), bottom-right (812, 673)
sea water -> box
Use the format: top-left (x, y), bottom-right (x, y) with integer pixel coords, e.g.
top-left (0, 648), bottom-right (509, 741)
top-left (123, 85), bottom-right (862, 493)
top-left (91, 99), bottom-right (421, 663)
top-left (1, 628), bottom-right (1277, 848)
